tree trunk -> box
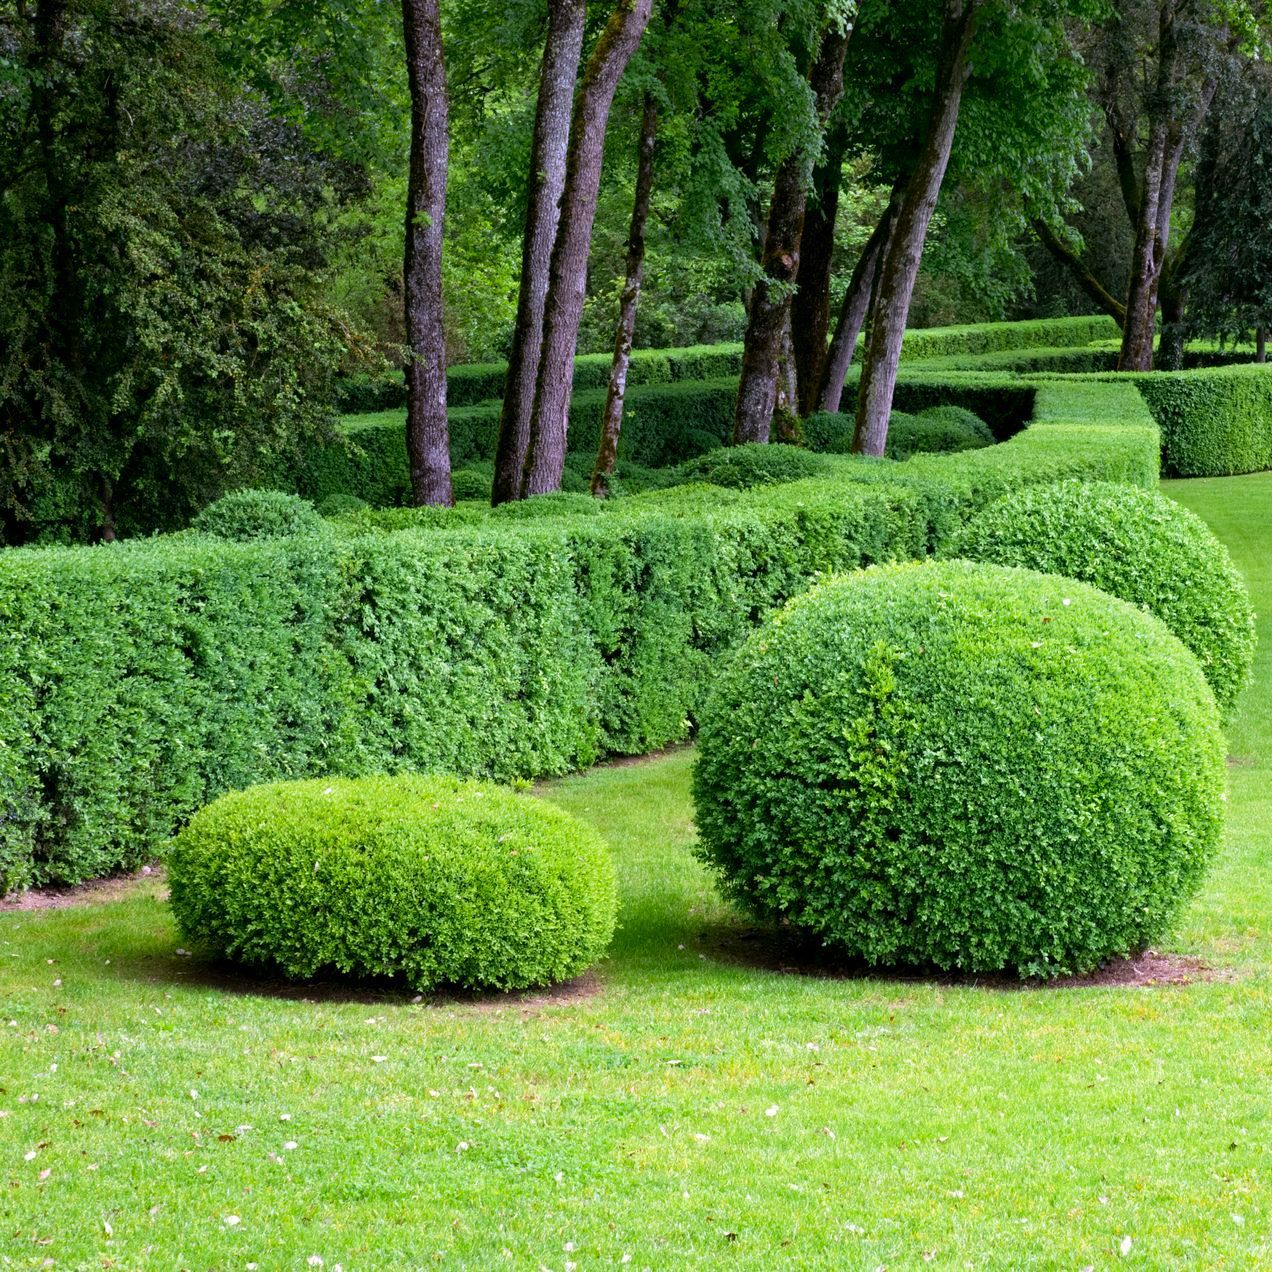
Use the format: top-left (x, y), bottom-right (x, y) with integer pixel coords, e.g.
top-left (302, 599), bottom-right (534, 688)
top-left (402, 0), bottom-right (452, 506)
top-left (733, 25), bottom-right (850, 444)
top-left (791, 117), bottom-right (848, 417)
top-left (491, 0), bottom-right (587, 505)
top-left (853, 1), bottom-right (981, 456)
top-left (592, 93), bottom-right (657, 496)
top-left (1118, 125), bottom-right (1169, 372)
top-left (1156, 268), bottom-right (1189, 371)
top-left (815, 183), bottom-right (901, 415)
top-left (1258, 328), bottom-right (1267, 364)
top-left (522, 0), bottom-right (654, 497)
top-left (1030, 217), bottom-right (1127, 327)
top-left (1117, 10), bottom-right (1218, 373)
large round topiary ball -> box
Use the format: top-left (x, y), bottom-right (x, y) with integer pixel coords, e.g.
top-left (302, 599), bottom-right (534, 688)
top-left (168, 775), bottom-right (617, 992)
top-left (954, 480), bottom-right (1256, 715)
top-left (692, 560), bottom-right (1226, 978)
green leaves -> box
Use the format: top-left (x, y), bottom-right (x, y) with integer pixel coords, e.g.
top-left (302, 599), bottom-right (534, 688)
top-left (168, 774), bottom-right (618, 991)
top-left (693, 559), bottom-right (1227, 977)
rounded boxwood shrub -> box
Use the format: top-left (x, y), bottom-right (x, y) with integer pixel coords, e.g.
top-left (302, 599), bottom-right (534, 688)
top-left (671, 442), bottom-right (831, 488)
top-left (692, 560), bottom-right (1225, 978)
top-left (192, 489), bottom-right (325, 540)
top-left (954, 480), bottom-right (1256, 715)
top-left (887, 409), bottom-right (992, 460)
top-left (168, 775), bottom-right (618, 992)
top-left (918, 403), bottom-right (995, 444)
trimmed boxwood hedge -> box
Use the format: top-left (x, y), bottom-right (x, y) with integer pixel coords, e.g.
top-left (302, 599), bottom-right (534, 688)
top-left (692, 560), bottom-right (1226, 978)
top-left (0, 358), bottom-right (1163, 892)
top-left (955, 480), bottom-right (1256, 715)
top-left (332, 316), bottom-right (1116, 415)
top-left (168, 775), bottom-right (617, 991)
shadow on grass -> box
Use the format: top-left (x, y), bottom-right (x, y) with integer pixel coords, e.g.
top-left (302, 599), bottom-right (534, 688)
top-left (696, 919), bottom-right (1230, 992)
top-left (107, 946), bottom-right (602, 1011)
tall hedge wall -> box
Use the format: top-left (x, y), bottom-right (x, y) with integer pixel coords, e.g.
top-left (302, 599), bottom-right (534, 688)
top-left (0, 373), bottom-right (1160, 892)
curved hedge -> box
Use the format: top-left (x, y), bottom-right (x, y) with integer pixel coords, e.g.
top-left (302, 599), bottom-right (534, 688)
top-left (955, 480), bottom-right (1256, 714)
top-left (692, 561), bottom-right (1226, 978)
top-left (168, 775), bottom-right (617, 991)
top-left (0, 353), bottom-right (1162, 892)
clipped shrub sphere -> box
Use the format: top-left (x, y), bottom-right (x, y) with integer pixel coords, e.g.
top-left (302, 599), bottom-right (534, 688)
top-left (672, 442), bottom-right (831, 488)
top-left (955, 480), bottom-right (1256, 714)
top-left (693, 560), bottom-right (1226, 978)
top-left (168, 775), bottom-right (617, 991)
top-left (192, 489), bottom-right (325, 540)
top-left (888, 408), bottom-right (993, 460)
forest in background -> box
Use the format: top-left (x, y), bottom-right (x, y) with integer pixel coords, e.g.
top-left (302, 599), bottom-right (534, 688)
top-left (3, 0), bottom-right (1272, 538)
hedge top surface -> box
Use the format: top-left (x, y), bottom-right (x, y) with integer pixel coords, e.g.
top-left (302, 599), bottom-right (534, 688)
top-left (167, 774), bottom-right (618, 992)
top-left (692, 559), bottom-right (1226, 978)
top-left (954, 479), bottom-right (1256, 714)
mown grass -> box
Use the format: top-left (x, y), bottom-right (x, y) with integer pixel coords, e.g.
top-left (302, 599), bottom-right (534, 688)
top-left (1, 478), bottom-right (1269, 1268)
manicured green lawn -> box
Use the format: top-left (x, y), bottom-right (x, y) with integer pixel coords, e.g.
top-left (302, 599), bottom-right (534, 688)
top-left (2, 478), bottom-right (1269, 1268)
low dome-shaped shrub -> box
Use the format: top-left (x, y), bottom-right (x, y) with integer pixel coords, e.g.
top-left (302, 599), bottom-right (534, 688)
top-left (168, 775), bottom-right (617, 991)
top-left (887, 409), bottom-right (993, 460)
top-left (192, 489), bottom-right (325, 540)
top-left (693, 560), bottom-right (1225, 978)
top-left (954, 480), bottom-right (1256, 714)
top-left (802, 412), bottom-right (855, 454)
top-left (451, 463), bottom-right (494, 502)
top-left (918, 404), bottom-right (995, 444)
top-left (671, 442), bottom-right (831, 488)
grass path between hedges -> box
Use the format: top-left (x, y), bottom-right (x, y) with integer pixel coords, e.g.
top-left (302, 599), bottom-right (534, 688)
top-left (1, 479), bottom-right (1269, 1269)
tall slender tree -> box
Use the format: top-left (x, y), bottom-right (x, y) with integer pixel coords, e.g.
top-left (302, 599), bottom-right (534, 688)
top-left (491, 0), bottom-right (588, 505)
top-left (402, 0), bottom-right (452, 505)
top-left (814, 180), bottom-right (900, 414)
top-left (733, 22), bottom-right (851, 444)
top-left (522, 0), bottom-right (654, 496)
top-left (592, 92), bottom-right (660, 494)
top-left (790, 113), bottom-right (850, 416)
top-left (852, 0), bottom-right (982, 455)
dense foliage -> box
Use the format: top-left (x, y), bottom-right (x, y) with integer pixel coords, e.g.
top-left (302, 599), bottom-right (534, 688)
top-left (168, 774), bottom-right (617, 990)
top-left (191, 489), bottom-right (327, 541)
top-left (692, 560), bottom-right (1226, 977)
top-left (956, 480), bottom-right (1256, 713)
top-left (0, 0), bottom-right (375, 545)
top-left (0, 368), bottom-right (1163, 891)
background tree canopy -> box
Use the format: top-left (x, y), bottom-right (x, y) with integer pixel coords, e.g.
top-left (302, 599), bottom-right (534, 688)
top-left (2, 0), bottom-right (1270, 538)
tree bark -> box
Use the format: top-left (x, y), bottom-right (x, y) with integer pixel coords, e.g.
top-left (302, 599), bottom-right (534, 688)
top-left (1258, 328), bottom-right (1267, 364)
top-left (733, 25), bottom-right (851, 444)
top-left (791, 117), bottom-right (848, 416)
top-left (1156, 274), bottom-right (1189, 370)
top-left (1030, 217), bottom-right (1127, 327)
top-left (815, 184), bottom-right (901, 415)
top-left (592, 93), bottom-right (658, 496)
top-left (522, 0), bottom-right (654, 497)
top-left (1117, 8), bottom-right (1218, 372)
top-left (491, 0), bottom-right (587, 505)
top-left (853, 0), bottom-right (981, 456)
top-left (402, 0), bottom-right (452, 506)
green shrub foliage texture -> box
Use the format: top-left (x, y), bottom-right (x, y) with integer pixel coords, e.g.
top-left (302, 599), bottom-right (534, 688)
top-left (168, 775), bottom-right (617, 991)
top-left (956, 480), bottom-right (1256, 714)
top-left (692, 560), bottom-right (1226, 978)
